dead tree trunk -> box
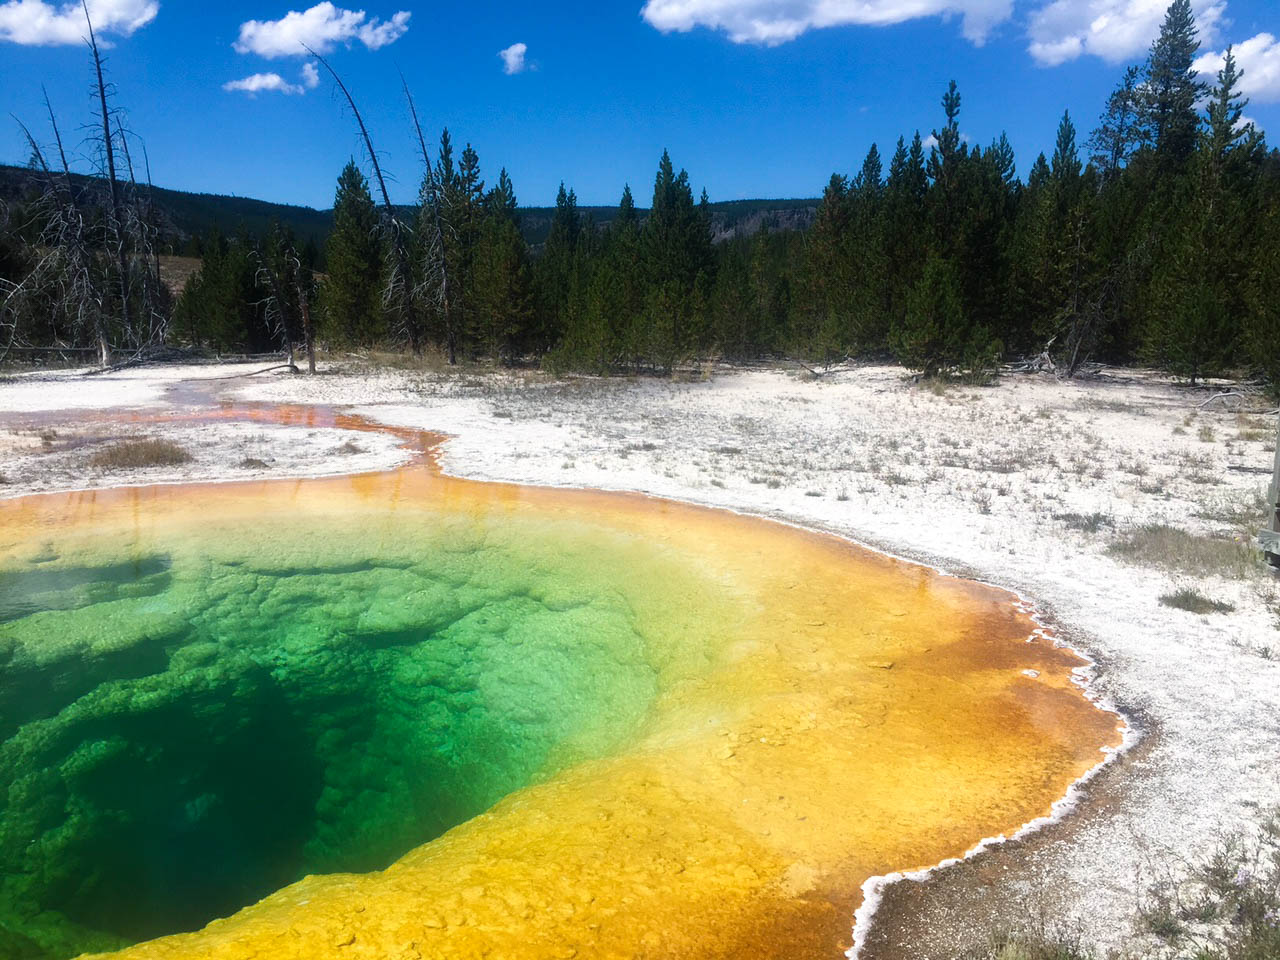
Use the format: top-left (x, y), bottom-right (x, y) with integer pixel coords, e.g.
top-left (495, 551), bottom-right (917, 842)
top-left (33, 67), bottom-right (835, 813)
top-left (84, 0), bottom-right (126, 367)
top-left (299, 281), bottom-right (316, 374)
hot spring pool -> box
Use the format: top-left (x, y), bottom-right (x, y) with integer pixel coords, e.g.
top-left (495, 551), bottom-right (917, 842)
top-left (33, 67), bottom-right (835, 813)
top-left (0, 410), bottom-right (1122, 960)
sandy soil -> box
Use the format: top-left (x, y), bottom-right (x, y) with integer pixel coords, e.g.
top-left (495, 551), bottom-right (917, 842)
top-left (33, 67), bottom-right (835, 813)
top-left (2, 359), bottom-right (1277, 958)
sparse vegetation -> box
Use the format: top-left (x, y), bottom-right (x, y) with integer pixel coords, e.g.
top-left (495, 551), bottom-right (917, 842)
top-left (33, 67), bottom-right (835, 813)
top-left (979, 811), bottom-right (1280, 960)
top-left (977, 924), bottom-right (1093, 960)
top-left (1139, 809), bottom-right (1280, 960)
top-left (89, 439), bottom-right (192, 470)
top-left (1160, 588), bottom-right (1235, 614)
top-left (334, 441), bottom-right (364, 455)
top-left (239, 457), bottom-right (268, 469)
top-left (1107, 524), bottom-right (1260, 579)
top-left (1056, 511), bottom-right (1114, 533)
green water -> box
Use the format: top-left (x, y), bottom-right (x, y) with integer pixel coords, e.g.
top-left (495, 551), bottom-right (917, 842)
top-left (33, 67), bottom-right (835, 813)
top-left (0, 507), bottom-right (737, 959)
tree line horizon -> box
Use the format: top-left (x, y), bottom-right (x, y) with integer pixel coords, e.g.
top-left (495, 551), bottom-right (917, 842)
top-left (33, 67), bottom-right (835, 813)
top-left (1, 0), bottom-right (1277, 391)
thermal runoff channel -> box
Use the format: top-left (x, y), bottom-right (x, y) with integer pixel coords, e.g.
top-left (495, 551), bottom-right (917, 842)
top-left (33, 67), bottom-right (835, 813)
top-left (0, 424), bottom-right (1122, 960)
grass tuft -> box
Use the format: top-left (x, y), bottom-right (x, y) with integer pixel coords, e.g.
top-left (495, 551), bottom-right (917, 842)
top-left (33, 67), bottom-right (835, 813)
top-left (89, 439), bottom-right (192, 470)
top-left (1056, 511), bottom-right (1113, 534)
top-left (1159, 588), bottom-right (1235, 614)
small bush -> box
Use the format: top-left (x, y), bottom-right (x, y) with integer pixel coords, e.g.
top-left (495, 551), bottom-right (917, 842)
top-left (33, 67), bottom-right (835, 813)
top-left (239, 457), bottom-right (268, 469)
top-left (1160, 588), bottom-right (1235, 614)
top-left (335, 441), bottom-right (364, 455)
top-left (89, 439), bottom-right (192, 470)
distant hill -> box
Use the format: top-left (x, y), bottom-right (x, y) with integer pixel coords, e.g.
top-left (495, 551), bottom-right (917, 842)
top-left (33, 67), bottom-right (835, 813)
top-left (0, 163), bottom-right (816, 254)
top-left (516, 198), bottom-right (818, 247)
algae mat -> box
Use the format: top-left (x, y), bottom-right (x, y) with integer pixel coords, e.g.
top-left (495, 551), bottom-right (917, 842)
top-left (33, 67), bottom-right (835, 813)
top-left (0, 412), bottom-right (1123, 960)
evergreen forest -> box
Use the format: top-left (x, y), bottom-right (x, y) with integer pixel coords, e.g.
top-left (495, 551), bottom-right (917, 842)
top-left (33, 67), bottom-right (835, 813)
top-left (1, 0), bottom-right (1277, 391)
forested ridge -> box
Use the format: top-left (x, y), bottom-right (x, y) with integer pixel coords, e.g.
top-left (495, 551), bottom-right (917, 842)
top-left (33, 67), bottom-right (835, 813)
top-left (1, 0), bottom-right (1276, 389)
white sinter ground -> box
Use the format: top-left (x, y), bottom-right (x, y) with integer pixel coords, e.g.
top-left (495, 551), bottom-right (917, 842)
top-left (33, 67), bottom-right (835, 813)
top-left (1, 359), bottom-right (1277, 957)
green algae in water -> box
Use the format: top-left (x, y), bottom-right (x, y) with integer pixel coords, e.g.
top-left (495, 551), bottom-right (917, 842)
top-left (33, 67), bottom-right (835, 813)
top-left (0, 509), bottom-right (741, 959)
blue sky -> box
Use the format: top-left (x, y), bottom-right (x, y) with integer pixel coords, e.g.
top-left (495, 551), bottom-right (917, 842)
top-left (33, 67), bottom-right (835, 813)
top-left (1, 0), bottom-right (1277, 209)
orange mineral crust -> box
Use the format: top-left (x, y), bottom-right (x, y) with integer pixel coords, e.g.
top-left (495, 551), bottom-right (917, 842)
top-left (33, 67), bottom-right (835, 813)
top-left (0, 411), bottom-right (1123, 960)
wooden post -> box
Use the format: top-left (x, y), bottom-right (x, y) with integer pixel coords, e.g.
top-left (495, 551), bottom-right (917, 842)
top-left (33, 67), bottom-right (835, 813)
top-left (1261, 413), bottom-right (1280, 569)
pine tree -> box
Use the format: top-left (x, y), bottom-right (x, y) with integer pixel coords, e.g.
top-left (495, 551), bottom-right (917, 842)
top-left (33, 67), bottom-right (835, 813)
top-left (1204, 47), bottom-right (1264, 175)
top-left (927, 81), bottom-right (967, 237)
top-left (1143, 42), bottom-right (1264, 382)
top-left (321, 160), bottom-right (385, 345)
top-left (535, 182), bottom-right (583, 354)
top-left (1051, 111), bottom-right (1082, 183)
top-left (472, 172), bottom-right (532, 362)
top-left (641, 150), bottom-right (713, 368)
top-left (802, 172), bottom-right (851, 360)
top-left (883, 133), bottom-right (928, 328)
top-left (617, 184), bottom-right (638, 231)
top-left (1090, 67), bottom-right (1142, 178)
top-left (891, 255), bottom-right (966, 377)
top-left (1141, 0), bottom-right (1206, 169)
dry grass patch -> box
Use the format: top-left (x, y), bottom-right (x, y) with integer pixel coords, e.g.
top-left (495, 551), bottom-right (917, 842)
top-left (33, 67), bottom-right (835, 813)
top-left (1107, 524), bottom-right (1260, 579)
top-left (1194, 488), bottom-right (1268, 529)
top-left (89, 439), bottom-right (192, 470)
top-left (1055, 511), bottom-right (1114, 533)
top-left (1159, 588), bottom-right (1235, 614)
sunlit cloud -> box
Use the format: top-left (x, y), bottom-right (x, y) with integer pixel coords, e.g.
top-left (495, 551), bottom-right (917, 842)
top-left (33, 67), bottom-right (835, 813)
top-left (224, 63), bottom-right (323, 96)
top-left (223, 72), bottom-right (306, 96)
top-left (640, 0), bottom-right (1013, 47)
top-left (1195, 33), bottom-right (1280, 104)
top-left (0, 0), bottom-right (157, 46)
top-left (499, 41), bottom-right (527, 74)
top-left (233, 2), bottom-right (410, 58)
top-left (1026, 0), bottom-right (1224, 66)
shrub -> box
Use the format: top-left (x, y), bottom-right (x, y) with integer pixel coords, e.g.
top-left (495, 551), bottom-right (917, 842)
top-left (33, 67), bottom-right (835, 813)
top-left (89, 439), bottom-right (193, 470)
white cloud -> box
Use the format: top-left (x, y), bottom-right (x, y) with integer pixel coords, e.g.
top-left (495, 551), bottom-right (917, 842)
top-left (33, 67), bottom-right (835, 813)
top-left (922, 133), bottom-right (940, 149)
top-left (0, 0), bottom-right (157, 46)
top-left (223, 72), bottom-right (305, 96)
top-left (1027, 0), bottom-right (1224, 67)
top-left (233, 2), bottom-right (410, 58)
top-left (223, 63), bottom-right (321, 96)
top-left (499, 41), bottom-right (527, 74)
top-left (1194, 33), bottom-right (1280, 104)
top-left (639, 0), bottom-right (1013, 47)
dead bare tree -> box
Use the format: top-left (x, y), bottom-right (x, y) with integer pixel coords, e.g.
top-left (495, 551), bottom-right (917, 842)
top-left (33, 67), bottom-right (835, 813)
top-left (250, 227), bottom-right (316, 373)
top-left (82, 0), bottom-right (129, 366)
top-left (13, 115), bottom-right (103, 357)
top-left (113, 118), bottom-right (168, 349)
top-left (308, 48), bottom-right (422, 354)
